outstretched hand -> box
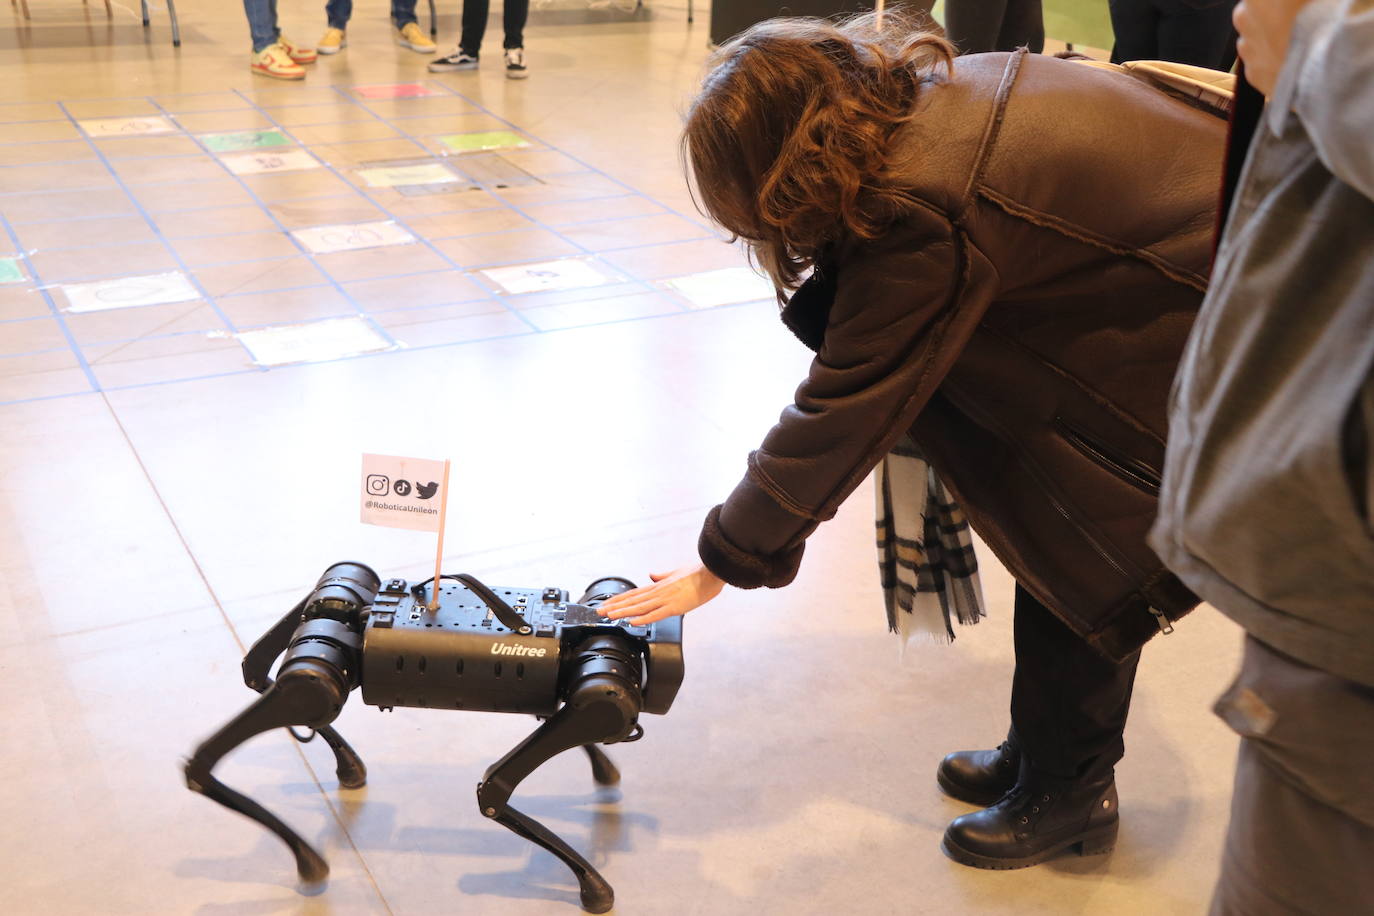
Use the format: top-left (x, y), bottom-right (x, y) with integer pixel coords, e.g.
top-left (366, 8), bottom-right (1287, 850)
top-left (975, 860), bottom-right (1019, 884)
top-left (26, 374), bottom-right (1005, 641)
top-left (598, 563), bottom-right (725, 625)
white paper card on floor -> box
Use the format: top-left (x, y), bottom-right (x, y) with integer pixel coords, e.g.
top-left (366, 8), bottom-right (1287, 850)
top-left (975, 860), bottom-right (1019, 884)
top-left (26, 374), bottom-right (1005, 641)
top-left (60, 271), bottom-right (200, 313)
top-left (480, 258), bottom-right (617, 295)
top-left (78, 116), bottom-right (177, 137)
top-left (220, 149), bottom-right (322, 175)
top-left (360, 452), bottom-right (448, 532)
top-left (292, 221), bottom-right (416, 254)
top-left (663, 267), bottom-right (777, 309)
top-left (356, 163), bottom-right (464, 188)
top-left (236, 316), bottom-right (393, 367)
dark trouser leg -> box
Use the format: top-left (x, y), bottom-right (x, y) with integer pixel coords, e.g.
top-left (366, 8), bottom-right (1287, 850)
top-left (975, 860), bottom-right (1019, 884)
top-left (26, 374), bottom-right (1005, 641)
top-left (995, 0), bottom-right (1044, 54)
top-left (1108, 0), bottom-right (1159, 63)
top-left (1210, 636), bottom-right (1374, 915)
top-left (392, 0), bottom-right (418, 28)
top-left (1010, 583), bottom-right (1140, 780)
top-left (244, 0), bottom-right (277, 51)
top-left (324, 0), bottom-right (352, 30)
top-left (1155, 0), bottom-right (1239, 70)
top-left (459, 0), bottom-right (490, 55)
top-left (943, 0), bottom-right (1011, 54)
top-left (503, 0), bottom-right (529, 48)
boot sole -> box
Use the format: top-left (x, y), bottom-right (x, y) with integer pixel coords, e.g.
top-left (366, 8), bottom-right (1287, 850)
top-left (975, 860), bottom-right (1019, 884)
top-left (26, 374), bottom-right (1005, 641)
top-left (941, 819), bottom-right (1118, 870)
top-left (936, 771), bottom-right (1008, 808)
top-left (398, 39), bottom-right (437, 53)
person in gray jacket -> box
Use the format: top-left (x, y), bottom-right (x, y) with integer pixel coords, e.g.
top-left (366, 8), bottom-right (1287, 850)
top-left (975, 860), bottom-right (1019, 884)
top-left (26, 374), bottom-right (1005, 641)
top-left (1149, 0), bottom-right (1374, 912)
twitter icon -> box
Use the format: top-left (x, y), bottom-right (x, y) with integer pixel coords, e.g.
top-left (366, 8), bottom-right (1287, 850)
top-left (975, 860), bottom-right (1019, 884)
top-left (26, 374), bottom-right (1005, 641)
top-left (415, 481), bottom-right (440, 500)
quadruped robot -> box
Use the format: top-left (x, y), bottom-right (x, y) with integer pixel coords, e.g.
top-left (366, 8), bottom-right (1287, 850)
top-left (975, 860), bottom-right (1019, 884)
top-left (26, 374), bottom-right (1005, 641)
top-left (184, 562), bottom-right (684, 913)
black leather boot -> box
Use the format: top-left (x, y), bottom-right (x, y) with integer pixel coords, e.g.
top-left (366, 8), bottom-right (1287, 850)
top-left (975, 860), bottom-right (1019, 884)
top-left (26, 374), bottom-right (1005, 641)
top-left (936, 731), bottom-right (1021, 806)
top-left (941, 762), bottom-right (1120, 869)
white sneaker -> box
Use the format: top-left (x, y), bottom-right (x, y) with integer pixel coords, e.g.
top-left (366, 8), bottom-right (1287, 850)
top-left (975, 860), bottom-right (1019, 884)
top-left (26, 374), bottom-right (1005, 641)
top-left (504, 47), bottom-right (528, 80)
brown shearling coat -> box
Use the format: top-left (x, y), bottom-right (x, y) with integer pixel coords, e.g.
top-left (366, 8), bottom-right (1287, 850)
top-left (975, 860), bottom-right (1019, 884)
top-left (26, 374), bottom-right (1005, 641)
top-left (696, 50), bottom-right (1226, 661)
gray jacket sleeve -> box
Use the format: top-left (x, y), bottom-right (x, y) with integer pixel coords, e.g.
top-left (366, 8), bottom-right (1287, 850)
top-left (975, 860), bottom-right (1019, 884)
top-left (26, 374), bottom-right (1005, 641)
top-left (1270, 0), bottom-right (1374, 201)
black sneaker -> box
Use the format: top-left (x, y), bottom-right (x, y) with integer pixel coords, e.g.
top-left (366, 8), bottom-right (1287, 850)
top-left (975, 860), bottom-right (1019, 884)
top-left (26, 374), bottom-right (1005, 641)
top-left (429, 49), bottom-right (478, 72)
top-left (504, 47), bottom-right (528, 80)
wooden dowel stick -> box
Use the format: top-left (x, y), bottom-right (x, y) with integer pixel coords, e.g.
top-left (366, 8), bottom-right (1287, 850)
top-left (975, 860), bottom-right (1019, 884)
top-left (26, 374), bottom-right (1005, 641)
top-left (428, 459), bottom-right (452, 611)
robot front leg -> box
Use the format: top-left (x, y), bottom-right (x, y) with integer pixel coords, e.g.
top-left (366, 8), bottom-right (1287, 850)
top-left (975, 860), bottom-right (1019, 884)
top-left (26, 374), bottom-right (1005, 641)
top-left (241, 599), bottom-right (367, 790)
top-left (478, 635), bottom-right (644, 914)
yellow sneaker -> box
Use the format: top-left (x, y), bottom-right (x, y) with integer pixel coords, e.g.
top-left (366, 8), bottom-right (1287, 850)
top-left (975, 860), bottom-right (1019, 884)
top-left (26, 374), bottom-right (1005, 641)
top-left (251, 43), bottom-right (306, 80)
top-left (317, 27), bottom-right (346, 55)
top-left (277, 34), bottom-right (318, 64)
top-left (396, 22), bottom-right (437, 54)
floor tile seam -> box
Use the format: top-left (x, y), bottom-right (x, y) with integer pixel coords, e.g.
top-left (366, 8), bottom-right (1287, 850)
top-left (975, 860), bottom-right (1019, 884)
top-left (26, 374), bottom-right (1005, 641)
top-left (0, 151), bottom-right (218, 167)
top-left (326, 83), bottom-right (659, 305)
top-left (0, 341), bottom-right (81, 360)
top-left (0, 386), bottom-right (95, 408)
top-left (13, 225), bottom-right (351, 252)
top-left (211, 266), bottom-right (454, 299)
top-left (0, 285), bottom-right (755, 405)
top-left (0, 189), bottom-right (360, 220)
top-left (5, 74), bottom-right (731, 388)
top-left (145, 95), bottom-right (409, 350)
top-left (418, 80), bottom-right (720, 237)
top-left (236, 87), bottom-right (544, 335)
top-left (0, 210), bottom-right (100, 392)
top-left (68, 323), bottom-right (249, 352)
top-left (89, 387), bottom-right (393, 912)
top-left (53, 100), bottom-right (248, 348)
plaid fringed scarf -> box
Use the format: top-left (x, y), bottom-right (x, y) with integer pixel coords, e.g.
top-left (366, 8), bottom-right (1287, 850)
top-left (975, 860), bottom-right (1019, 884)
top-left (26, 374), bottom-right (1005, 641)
top-left (875, 434), bottom-right (986, 652)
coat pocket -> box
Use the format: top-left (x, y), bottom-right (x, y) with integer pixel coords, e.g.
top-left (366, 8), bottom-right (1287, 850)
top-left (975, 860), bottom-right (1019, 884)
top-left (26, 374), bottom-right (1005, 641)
top-left (1054, 416), bottom-right (1163, 496)
top-left (1339, 361), bottom-right (1374, 532)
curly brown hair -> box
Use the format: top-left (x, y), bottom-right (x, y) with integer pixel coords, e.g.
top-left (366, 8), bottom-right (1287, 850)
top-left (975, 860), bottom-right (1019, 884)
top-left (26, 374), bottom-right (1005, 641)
top-left (683, 12), bottom-right (954, 292)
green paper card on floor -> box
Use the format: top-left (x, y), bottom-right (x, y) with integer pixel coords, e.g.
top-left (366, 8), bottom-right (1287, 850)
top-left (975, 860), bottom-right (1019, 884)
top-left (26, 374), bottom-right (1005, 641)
top-left (439, 131), bottom-right (530, 154)
top-left (201, 129), bottom-right (291, 152)
top-left (0, 258), bottom-right (24, 284)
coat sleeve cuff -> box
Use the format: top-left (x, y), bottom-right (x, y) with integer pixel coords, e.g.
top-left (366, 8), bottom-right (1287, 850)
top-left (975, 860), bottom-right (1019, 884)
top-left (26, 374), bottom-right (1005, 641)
top-left (698, 504), bottom-right (805, 589)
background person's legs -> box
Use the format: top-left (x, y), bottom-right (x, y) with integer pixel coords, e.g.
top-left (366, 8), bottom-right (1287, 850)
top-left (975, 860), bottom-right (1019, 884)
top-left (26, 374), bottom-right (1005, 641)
top-left (994, 0), bottom-right (1043, 54)
top-left (392, 0), bottom-right (419, 28)
top-left (1154, 0), bottom-right (1238, 69)
top-left (324, 0), bottom-right (351, 30)
top-left (1108, 0), bottom-right (1160, 63)
top-left (1010, 584), bottom-right (1140, 780)
top-left (944, 0), bottom-right (1011, 54)
top-left (502, 0), bottom-right (529, 49)
top-left (460, 0), bottom-right (490, 55)
top-left (244, 0), bottom-right (279, 51)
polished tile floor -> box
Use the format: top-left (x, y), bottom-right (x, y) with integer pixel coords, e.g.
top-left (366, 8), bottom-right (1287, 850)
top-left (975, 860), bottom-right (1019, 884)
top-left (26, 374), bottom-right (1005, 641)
top-left (1, 3), bottom-right (1241, 914)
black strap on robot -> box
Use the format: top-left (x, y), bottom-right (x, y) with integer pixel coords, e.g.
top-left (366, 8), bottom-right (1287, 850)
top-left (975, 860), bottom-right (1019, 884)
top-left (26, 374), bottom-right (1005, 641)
top-left (410, 572), bottom-right (533, 634)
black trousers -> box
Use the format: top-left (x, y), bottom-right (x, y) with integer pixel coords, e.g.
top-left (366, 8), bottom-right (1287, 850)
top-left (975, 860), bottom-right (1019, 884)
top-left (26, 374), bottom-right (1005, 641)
top-left (1010, 584), bottom-right (1141, 780)
top-left (943, 0), bottom-right (1045, 55)
top-left (1108, 0), bottom-right (1238, 70)
top-left (460, 0), bottom-right (528, 54)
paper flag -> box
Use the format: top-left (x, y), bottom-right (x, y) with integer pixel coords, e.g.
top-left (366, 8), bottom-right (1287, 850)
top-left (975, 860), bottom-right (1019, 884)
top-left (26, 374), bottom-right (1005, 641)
top-left (360, 452), bottom-right (448, 531)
